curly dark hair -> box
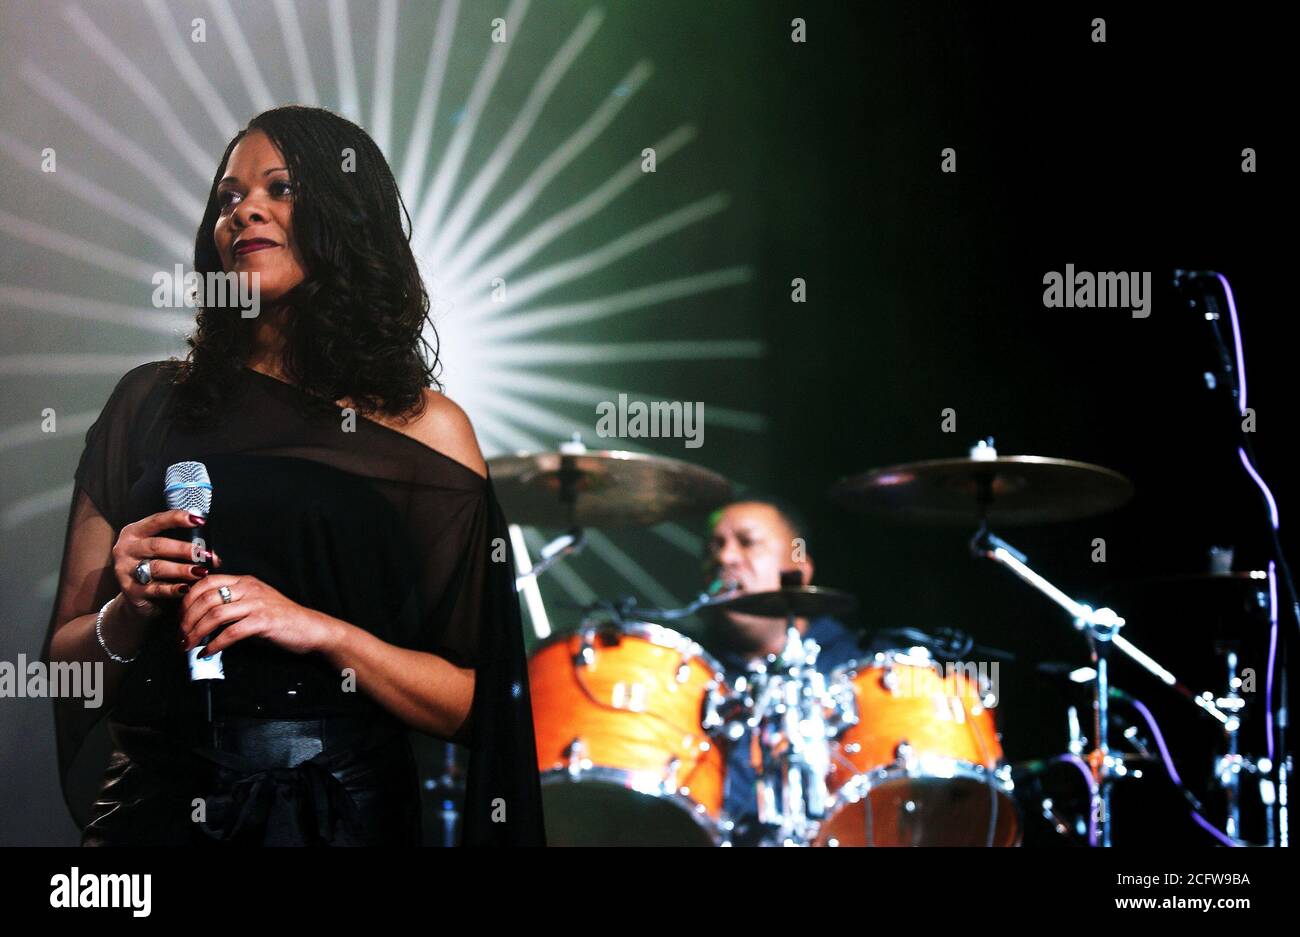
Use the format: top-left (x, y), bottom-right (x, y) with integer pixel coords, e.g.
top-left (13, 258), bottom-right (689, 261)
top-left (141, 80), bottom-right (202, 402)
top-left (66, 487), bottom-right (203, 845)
top-left (168, 105), bottom-right (441, 429)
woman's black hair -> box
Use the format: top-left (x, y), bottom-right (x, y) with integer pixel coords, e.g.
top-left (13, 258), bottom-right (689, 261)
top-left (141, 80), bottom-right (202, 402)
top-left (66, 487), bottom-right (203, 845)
top-left (169, 104), bottom-right (441, 427)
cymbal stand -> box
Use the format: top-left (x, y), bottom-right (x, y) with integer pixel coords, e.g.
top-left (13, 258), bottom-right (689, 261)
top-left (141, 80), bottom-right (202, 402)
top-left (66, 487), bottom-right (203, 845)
top-left (971, 527), bottom-right (1232, 846)
top-left (513, 446), bottom-right (588, 591)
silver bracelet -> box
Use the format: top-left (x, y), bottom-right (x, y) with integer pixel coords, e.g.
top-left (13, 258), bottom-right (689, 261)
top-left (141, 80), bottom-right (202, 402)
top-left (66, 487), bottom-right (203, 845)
top-left (95, 594), bottom-right (138, 664)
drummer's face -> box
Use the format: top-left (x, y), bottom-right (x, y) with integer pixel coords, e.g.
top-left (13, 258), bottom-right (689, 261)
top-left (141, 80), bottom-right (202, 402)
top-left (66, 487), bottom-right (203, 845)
top-left (707, 503), bottom-right (813, 595)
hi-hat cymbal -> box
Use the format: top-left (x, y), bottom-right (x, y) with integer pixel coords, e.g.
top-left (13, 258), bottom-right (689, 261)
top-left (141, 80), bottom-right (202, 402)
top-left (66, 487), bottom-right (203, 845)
top-left (489, 448), bottom-right (733, 528)
top-left (1111, 570), bottom-right (1270, 589)
top-left (829, 456), bottom-right (1133, 526)
top-left (716, 585), bottom-right (859, 619)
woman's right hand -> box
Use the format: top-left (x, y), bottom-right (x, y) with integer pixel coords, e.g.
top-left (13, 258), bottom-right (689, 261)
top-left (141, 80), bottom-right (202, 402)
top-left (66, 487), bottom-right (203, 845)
top-left (112, 509), bottom-right (223, 620)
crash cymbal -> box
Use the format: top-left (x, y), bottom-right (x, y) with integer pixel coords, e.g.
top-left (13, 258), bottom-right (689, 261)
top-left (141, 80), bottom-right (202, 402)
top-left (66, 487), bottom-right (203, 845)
top-left (716, 585), bottom-right (859, 619)
top-left (489, 447), bottom-right (733, 528)
top-left (830, 456), bottom-right (1134, 526)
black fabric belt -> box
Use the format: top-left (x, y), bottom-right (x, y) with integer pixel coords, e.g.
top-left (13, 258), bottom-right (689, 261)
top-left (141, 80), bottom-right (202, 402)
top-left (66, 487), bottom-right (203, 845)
top-left (84, 716), bottom-right (418, 846)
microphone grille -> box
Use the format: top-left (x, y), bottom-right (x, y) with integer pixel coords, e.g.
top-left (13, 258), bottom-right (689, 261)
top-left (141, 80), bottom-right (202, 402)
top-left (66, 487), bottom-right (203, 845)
top-left (164, 461), bottom-right (212, 515)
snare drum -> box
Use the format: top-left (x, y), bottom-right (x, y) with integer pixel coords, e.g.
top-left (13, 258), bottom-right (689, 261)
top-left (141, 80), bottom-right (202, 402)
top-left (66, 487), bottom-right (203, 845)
top-left (528, 621), bottom-right (728, 846)
top-left (814, 647), bottom-right (1020, 846)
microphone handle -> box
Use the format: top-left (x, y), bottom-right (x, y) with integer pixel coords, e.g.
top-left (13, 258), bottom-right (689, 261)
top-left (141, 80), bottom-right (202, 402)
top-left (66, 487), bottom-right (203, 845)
top-left (186, 524), bottom-right (225, 681)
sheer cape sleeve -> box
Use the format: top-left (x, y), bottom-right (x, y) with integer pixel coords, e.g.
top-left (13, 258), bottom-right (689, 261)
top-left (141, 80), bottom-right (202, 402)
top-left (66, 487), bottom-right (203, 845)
top-left (40, 361), bottom-right (173, 826)
top-left (398, 452), bottom-right (545, 846)
top-left (454, 478), bottom-right (546, 846)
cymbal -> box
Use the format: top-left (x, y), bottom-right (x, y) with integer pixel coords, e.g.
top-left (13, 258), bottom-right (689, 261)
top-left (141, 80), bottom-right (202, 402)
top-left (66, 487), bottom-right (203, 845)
top-left (829, 456), bottom-right (1134, 526)
top-left (1111, 570), bottom-right (1269, 588)
top-left (1101, 570), bottom-right (1272, 638)
top-left (489, 448), bottom-right (733, 528)
top-left (716, 585), bottom-right (859, 619)
top-left (1009, 752), bottom-right (1156, 776)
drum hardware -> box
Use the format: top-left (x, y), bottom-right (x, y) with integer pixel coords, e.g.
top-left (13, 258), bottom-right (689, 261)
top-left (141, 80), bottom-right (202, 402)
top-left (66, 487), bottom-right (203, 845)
top-left (613, 580), bottom-right (746, 625)
top-left (1108, 563), bottom-right (1276, 845)
top-left (969, 522), bottom-right (1237, 846)
top-left (872, 625), bottom-right (1015, 665)
top-left (1217, 647), bottom-right (1245, 842)
top-left (709, 624), bottom-right (859, 846)
top-left (557, 576), bottom-right (746, 664)
top-left (515, 526), bottom-right (586, 591)
top-left (664, 756), bottom-right (683, 789)
top-left (564, 738), bottom-right (590, 777)
top-left (573, 632), bottom-right (595, 668)
top-left (1210, 647), bottom-right (1275, 844)
top-left (1040, 798), bottom-right (1076, 839)
top-left (827, 439), bottom-right (1271, 846)
top-left (894, 741), bottom-right (918, 773)
top-left (1279, 755), bottom-right (1290, 847)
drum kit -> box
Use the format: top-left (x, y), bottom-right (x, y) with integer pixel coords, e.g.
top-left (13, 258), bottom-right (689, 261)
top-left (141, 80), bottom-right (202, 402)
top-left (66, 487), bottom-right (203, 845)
top-left (471, 435), bottom-right (1280, 847)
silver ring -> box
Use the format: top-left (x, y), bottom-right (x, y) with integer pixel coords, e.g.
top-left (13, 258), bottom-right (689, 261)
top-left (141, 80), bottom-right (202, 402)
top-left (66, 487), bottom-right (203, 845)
top-left (218, 585), bottom-right (234, 604)
top-left (133, 560), bottom-right (152, 585)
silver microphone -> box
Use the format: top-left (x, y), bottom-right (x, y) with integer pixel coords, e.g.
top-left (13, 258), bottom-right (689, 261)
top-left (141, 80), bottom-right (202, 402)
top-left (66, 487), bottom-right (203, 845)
top-left (164, 461), bottom-right (223, 681)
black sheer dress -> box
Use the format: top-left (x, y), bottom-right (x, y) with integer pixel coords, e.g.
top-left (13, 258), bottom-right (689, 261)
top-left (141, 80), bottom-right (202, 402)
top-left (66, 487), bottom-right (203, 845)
top-left (41, 360), bottom-right (544, 846)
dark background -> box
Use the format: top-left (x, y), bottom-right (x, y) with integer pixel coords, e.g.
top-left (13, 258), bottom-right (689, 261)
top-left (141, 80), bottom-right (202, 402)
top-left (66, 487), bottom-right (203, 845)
top-left (754, 2), bottom-right (1290, 844)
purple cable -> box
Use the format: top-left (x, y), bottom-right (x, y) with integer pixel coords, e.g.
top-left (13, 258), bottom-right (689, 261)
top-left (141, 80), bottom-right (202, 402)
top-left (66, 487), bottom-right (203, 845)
top-left (1126, 694), bottom-right (1184, 787)
top-left (1216, 273), bottom-right (1247, 411)
top-left (1191, 811), bottom-right (1239, 848)
top-left (1126, 693), bottom-right (1240, 847)
top-left (1239, 448), bottom-right (1281, 529)
top-left (1052, 753), bottom-right (1098, 847)
top-left (1219, 273), bottom-right (1281, 762)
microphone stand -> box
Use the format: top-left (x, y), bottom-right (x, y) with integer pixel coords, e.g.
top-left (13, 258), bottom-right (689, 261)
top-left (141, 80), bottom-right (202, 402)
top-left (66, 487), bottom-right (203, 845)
top-left (1177, 270), bottom-right (1297, 844)
top-left (970, 525), bottom-right (1232, 846)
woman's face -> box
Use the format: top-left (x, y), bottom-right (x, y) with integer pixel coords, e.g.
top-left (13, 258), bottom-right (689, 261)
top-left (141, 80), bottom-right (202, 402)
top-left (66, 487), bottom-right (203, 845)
top-left (212, 130), bottom-right (307, 303)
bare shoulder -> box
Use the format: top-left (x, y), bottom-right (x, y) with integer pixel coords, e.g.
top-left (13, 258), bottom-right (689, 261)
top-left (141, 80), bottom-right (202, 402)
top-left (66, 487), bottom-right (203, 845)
top-left (402, 388), bottom-right (488, 479)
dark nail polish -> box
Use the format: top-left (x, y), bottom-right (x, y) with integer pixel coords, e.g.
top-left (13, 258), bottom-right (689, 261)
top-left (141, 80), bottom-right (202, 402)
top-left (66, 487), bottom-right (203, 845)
top-left (191, 566), bottom-right (208, 577)
top-left (190, 514), bottom-right (206, 525)
top-left (179, 584), bottom-right (190, 594)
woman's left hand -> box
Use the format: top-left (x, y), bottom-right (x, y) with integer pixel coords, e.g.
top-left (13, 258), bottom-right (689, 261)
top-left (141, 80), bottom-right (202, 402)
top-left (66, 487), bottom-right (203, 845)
top-left (179, 574), bottom-right (338, 657)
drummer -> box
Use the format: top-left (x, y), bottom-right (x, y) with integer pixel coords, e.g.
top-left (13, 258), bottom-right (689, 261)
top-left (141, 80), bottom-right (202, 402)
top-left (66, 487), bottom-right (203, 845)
top-left (703, 499), bottom-right (869, 843)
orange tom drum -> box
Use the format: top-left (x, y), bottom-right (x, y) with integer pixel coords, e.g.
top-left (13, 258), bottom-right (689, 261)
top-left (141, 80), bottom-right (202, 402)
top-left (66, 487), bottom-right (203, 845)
top-left (815, 647), bottom-right (1021, 846)
top-left (528, 621), bottom-right (728, 846)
